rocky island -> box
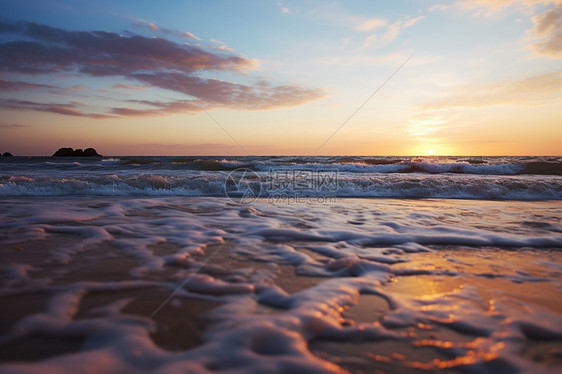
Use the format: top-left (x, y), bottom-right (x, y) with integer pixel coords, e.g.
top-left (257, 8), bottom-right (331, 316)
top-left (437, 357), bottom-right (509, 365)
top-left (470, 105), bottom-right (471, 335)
top-left (52, 147), bottom-right (102, 157)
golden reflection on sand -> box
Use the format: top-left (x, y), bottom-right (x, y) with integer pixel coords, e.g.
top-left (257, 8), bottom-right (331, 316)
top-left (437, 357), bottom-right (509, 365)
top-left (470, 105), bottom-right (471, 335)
top-left (388, 248), bottom-right (562, 314)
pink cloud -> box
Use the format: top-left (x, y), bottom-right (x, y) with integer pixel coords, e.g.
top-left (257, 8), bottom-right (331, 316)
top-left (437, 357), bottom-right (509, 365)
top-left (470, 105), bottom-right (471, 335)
top-left (0, 21), bottom-right (326, 118)
top-left (0, 98), bottom-right (114, 119)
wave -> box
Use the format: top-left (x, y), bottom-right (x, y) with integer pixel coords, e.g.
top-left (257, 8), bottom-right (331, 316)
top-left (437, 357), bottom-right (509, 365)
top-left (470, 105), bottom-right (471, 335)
top-left (120, 157), bottom-right (252, 171)
top-left (0, 156), bottom-right (560, 199)
top-left (1, 156), bottom-right (560, 175)
top-left (254, 161), bottom-right (525, 175)
top-left (1, 173), bottom-right (560, 200)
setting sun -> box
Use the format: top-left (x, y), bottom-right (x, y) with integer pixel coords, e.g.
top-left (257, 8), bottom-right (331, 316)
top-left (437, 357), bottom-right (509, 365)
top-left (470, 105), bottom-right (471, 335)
top-left (428, 149), bottom-right (435, 155)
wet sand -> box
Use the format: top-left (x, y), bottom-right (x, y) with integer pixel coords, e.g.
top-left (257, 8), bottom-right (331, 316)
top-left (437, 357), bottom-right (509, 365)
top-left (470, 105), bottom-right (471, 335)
top-left (0, 197), bottom-right (561, 373)
top-left (310, 249), bottom-right (562, 373)
top-left (2, 238), bottom-right (561, 373)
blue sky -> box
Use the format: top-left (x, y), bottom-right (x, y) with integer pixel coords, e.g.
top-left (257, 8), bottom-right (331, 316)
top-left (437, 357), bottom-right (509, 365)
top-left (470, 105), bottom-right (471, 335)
top-left (0, 0), bottom-right (561, 155)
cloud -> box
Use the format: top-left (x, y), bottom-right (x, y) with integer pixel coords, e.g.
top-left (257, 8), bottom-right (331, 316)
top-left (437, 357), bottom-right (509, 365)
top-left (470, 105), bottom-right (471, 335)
top-left (0, 21), bottom-right (326, 117)
top-left (361, 16), bottom-right (425, 47)
top-left (528, 3), bottom-right (562, 57)
top-left (355, 18), bottom-right (387, 31)
top-left (0, 22), bottom-right (252, 75)
top-left (108, 80), bottom-right (325, 116)
top-left (406, 117), bottom-right (448, 137)
top-left (130, 18), bottom-right (201, 40)
top-left (109, 99), bottom-right (201, 116)
top-left (0, 123), bottom-right (31, 129)
top-left (183, 32), bottom-right (200, 40)
top-left (431, 1), bottom-right (561, 57)
top-left (0, 79), bottom-right (55, 91)
top-left (0, 81), bottom-right (324, 119)
top-left (112, 83), bottom-right (148, 90)
top-left (310, 4), bottom-right (423, 45)
top-left (403, 16), bottom-right (425, 28)
top-left (278, 2), bottom-right (291, 14)
top-left (433, 0), bottom-right (559, 16)
top-left (121, 72), bottom-right (322, 108)
top-left (420, 71), bottom-right (562, 110)
top-left (380, 21), bottom-right (402, 44)
top-left (0, 98), bottom-right (114, 119)
top-left (0, 80), bottom-right (90, 96)
top-left (209, 38), bottom-right (236, 52)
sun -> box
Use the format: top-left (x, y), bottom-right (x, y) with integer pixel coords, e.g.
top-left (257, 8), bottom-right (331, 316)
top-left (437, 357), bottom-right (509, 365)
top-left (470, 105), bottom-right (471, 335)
top-left (427, 149), bottom-right (435, 156)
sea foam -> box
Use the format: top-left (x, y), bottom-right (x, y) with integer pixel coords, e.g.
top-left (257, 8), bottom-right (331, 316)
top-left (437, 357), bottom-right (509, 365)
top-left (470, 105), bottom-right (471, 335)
top-left (0, 197), bottom-right (560, 373)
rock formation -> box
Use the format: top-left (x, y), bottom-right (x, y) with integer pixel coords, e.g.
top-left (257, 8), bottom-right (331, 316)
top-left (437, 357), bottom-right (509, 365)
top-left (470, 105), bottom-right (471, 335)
top-left (52, 147), bottom-right (101, 157)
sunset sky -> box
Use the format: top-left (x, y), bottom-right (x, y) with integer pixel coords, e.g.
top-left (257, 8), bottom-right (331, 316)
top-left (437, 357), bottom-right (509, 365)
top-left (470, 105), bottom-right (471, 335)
top-left (1, 0), bottom-right (561, 156)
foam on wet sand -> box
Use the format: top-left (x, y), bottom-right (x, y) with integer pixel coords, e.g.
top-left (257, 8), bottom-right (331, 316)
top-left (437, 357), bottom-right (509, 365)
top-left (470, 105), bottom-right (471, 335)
top-left (0, 197), bottom-right (561, 373)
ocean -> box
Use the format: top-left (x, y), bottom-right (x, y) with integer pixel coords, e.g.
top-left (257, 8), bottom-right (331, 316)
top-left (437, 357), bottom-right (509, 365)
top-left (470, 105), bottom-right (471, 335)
top-left (0, 156), bottom-right (561, 373)
top-left (1, 155), bottom-right (561, 199)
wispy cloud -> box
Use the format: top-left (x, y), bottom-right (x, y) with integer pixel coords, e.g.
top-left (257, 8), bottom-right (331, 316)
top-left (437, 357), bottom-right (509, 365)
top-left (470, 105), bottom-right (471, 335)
top-left (0, 98), bottom-right (114, 119)
top-left (209, 38), bottom-right (236, 52)
top-left (430, 1), bottom-right (561, 58)
top-left (112, 83), bottom-right (148, 90)
top-left (108, 97), bottom-right (205, 117)
top-left (278, 2), bottom-right (291, 14)
top-left (406, 116), bottom-right (448, 137)
top-left (420, 71), bottom-right (562, 110)
top-left (108, 80), bottom-right (325, 116)
top-left (0, 21), bottom-right (326, 118)
top-left (308, 3), bottom-right (424, 47)
top-left (0, 123), bottom-right (31, 129)
top-left (355, 18), bottom-right (386, 31)
top-left (361, 16), bottom-right (425, 47)
top-left (431, 0), bottom-right (559, 16)
top-left (403, 16), bottom-right (425, 28)
top-left (0, 79), bottom-right (55, 91)
top-left (129, 18), bottom-right (201, 40)
top-left (527, 3), bottom-right (562, 57)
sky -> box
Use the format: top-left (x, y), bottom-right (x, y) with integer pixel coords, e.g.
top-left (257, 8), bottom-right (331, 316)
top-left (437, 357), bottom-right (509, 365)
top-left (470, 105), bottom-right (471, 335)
top-left (0, 0), bottom-right (561, 156)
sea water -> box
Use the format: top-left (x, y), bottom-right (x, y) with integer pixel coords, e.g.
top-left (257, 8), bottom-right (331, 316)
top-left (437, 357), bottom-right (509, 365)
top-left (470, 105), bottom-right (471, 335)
top-left (0, 156), bottom-right (561, 373)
